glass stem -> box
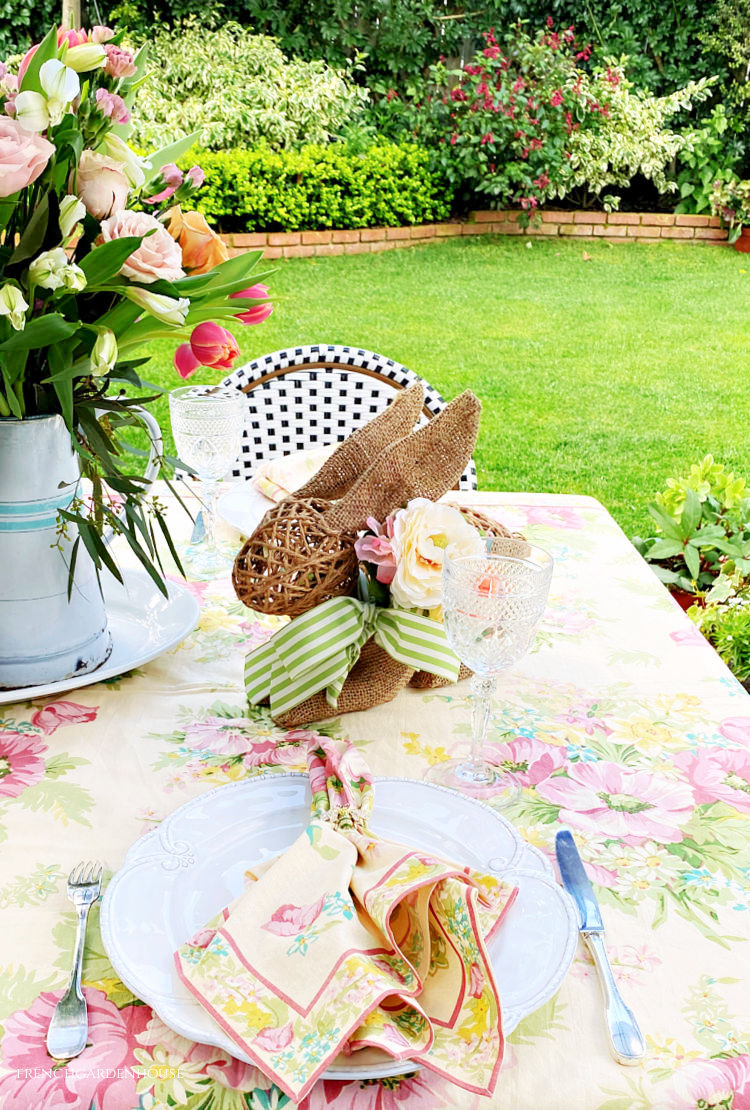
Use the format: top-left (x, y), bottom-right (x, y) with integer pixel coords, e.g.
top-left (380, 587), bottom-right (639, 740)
top-left (201, 478), bottom-right (219, 552)
top-left (469, 673), bottom-right (496, 772)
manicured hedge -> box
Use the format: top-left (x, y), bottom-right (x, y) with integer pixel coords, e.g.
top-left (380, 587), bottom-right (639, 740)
top-left (186, 143), bottom-right (453, 232)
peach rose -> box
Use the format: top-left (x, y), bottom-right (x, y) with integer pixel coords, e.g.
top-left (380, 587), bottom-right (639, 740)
top-left (167, 206), bottom-right (228, 274)
top-left (74, 148), bottom-right (129, 219)
top-left (0, 117), bottom-right (54, 198)
top-left (100, 210), bottom-right (185, 284)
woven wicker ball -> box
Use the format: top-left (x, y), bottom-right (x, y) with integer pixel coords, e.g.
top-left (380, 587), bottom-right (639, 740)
top-left (232, 497), bottom-right (358, 618)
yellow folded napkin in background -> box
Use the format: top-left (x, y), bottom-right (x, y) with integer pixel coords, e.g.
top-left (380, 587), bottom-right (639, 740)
top-left (252, 444), bottom-right (337, 503)
top-left (175, 736), bottom-right (517, 1102)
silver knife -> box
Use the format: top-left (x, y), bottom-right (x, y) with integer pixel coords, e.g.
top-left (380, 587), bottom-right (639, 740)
top-left (555, 829), bottom-right (646, 1065)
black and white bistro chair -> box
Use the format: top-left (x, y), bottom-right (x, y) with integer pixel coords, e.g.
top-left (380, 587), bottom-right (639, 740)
top-left (222, 343), bottom-right (478, 491)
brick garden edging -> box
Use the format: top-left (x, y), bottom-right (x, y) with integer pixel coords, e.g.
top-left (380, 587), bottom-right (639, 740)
top-left (221, 210), bottom-right (728, 259)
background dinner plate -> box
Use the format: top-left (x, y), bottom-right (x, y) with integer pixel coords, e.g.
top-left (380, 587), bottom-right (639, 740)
top-left (0, 571), bottom-right (199, 705)
top-left (217, 481), bottom-right (274, 537)
top-left (101, 774), bottom-right (578, 1081)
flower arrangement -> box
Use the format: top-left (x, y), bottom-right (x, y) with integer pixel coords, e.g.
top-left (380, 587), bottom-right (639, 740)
top-left (0, 24), bottom-right (271, 592)
top-left (354, 498), bottom-right (486, 613)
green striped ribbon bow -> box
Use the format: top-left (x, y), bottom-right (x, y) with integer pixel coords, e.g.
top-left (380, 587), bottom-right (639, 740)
top-left (245, 597), bottom-right (460, 717)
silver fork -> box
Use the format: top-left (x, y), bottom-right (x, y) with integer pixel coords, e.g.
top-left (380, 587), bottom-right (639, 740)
top-left (46, 861), bottom-right (103, 1061)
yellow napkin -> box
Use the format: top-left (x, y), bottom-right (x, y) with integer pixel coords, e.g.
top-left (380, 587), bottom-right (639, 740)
top-left (174, 737), bottom-right (517, 1102)
top-left (252, 444), bottom-right (337, 502)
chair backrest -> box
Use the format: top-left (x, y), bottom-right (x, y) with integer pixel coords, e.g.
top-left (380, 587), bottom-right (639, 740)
top-left (223, 343), bottom-right (477, 490)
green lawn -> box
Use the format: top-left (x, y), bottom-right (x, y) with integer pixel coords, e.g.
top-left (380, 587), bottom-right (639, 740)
top-left (143, 237), bottom-right (750, 537)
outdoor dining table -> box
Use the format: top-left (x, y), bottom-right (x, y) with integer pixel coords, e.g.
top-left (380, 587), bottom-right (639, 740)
top-left (1, 485), bottom-right (749, 1110)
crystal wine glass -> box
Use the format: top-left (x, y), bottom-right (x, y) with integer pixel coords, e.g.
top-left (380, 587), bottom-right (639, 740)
top-left (425, 539), bottom-right (553, 802)
top-left (169, 385), bottom-right (245, 579)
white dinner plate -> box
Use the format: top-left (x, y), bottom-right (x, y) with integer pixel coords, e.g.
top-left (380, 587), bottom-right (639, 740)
top-left (217, 481), bottom-right (275, 537)
top-left (101, 775), bottom-right (578, 1081)
top-left (0, 571), bottom-right (199, 705)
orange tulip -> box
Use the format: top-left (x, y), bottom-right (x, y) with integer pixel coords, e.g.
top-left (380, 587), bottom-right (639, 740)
top-left (166, 206), bottom-right (229, 275)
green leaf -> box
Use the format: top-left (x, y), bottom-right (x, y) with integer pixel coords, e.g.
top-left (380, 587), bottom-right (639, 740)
top-left (44, 753), bottom-right (88, 779)
top-left (142, 131), bottom-right (201, 187)
top-left (9, 193), bottom-right (50, 264)
top-left (684, 544), bottom-right (701, 580)
top-left (0, 314), bottom-right (77, 353)
top-left (647, 503), bottom-right (683, 541)
top-left (18, 780), bottom-right (93, 826)
top-left (681, 488), bottom-right (702, 535)
top-left (19, 25), bottom-right (58, 94)
top-left (78, 237), bottom-right (146, 286)
top-left (0, 964), bottom-right (62, 1025)
top-left (646, 538), bottom-right (683, 559)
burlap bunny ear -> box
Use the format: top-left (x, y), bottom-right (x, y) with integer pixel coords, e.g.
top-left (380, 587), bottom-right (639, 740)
top-left (232, 390), bottom-right (481, 618)
top-left (294, 382), bottom-right (425, 501)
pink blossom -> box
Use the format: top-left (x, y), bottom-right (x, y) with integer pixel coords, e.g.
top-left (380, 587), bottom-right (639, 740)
top-left (143, 162), bottom-right (183, 205)
top-left (31, 699), bottom-right (98, 734)
top-left (298, 1070), bottom-right (478, 1110)
top-left (229, 283), bottom-right (273, 326)
top-left (166, 573), bottom-right (208, 604)
top-left (524, 505), bottom-right (585, 530)
top-left (670, 626), bottom-right (705, 646)
top-left (262, 895), bottom-right (326, 936)
top-left (468, 962), bottom-right (485, 998)
top-left (0, 988), bottom-right (149, 1110)
top-left (674, 747), bottom-right (750, 813)
top-left (100, 210), bottom-right (185, 284)
top-left (95, 87), bottom-right (130, 124)
top-left (91, 25), bottom-right (115, 43)
top-left (183, 716), bottom-right (252, 756)
top-left (137, 1012), bottom-right (265, 1090)
top-left (254, 1021), bottom-right (294, 1051)
top-left (0, 117), bottom-right (54, 198)
top-left (668, 1054), bottom-right (750, 1109)
top-left (59, 27), bottom-right (89, 47)
top-left (355, 534), bottom-right (397, 584)
top-left (187, 321), bottom-right (240, 371)
top-left (0, 730), bottom-right (46, 798)
top-left (558, 703), bottom-right (612, 736)
top-left (536, 761), bottom-right (695, 844)
top-left (103, 44), bottom-right (137, 79)
top-left (484, 736), bottom-right (566, 787)
top-left (186, 164), bottom-right (205, 188)
top-left (187, 926), bottom-right (216, 948)
top-left (174, 341), bottom-right (201, 379)
top-left (720, 717), bottom-right (750, 745)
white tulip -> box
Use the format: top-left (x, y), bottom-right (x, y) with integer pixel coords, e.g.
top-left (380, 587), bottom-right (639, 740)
top-left (90, 328), bottom-right (117, 375)
top-left (64, 43), bottom-right (106, 73)
top-left (59, 194), bottom-right (86, 239)
top-left (124, 286), bottom-right (189, 325)
top-left (101, 133), bottom-right (149, 188)
top-left (0, 283), bottom-right (28, 330)
top-left (15, 59), bottom-right (80, 132)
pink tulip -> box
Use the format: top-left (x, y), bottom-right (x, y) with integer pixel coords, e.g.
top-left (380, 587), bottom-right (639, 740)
top-left (189, 322), bottom-right (240, 370)
top-left (17, 45), bottom-right (38, 85)
top-left (229, 283), bottom-right (273, 326)
top-left (59, 28), bottom-right (89, 47)
top-left (174, 342), bottom-right (201, 379)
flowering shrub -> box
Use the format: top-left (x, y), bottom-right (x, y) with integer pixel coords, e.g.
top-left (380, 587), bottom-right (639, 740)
top-left (406, 21), bottom-right (712, 218)
top-left (130, 21), bottom-right (368, 152)
top-left (711, 177), bottom-right (750, 242)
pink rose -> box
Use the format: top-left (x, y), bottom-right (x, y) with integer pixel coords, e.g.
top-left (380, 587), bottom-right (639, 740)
top-left (262, 895), bottom-right (326, 936)
top-left (95, 87), bottom-right (130, 124)
top-left (103, 44), bottom-right (136, 78)
top-left (0, 117), bottom-right (54, 198)
top-left (75, 148), bottom-right (130, 219)
top-left (187, 321), bottom-right (239, 370)
top-left (229, 283), bottom-right (274, 326)
top-left (100, 210), bottom-right (185, 283)
top-left (31, 699), bottom-right (98, 734)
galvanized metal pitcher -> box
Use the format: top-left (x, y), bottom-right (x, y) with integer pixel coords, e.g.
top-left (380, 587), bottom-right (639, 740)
top-left (0, 411), bottom-right (162, 689)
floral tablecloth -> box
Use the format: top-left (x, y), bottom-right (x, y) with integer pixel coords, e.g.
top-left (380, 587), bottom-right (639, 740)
top-left (1, 488), bottom-right (749, 1110)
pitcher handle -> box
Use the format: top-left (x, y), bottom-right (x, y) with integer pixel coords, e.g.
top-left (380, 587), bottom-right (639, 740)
top-left (102, 404), bottom-right (163, 546)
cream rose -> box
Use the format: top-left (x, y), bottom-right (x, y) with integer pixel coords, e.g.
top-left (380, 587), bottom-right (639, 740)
top-left (75, 149), bottom-right (130, 219)
top-left (389, 498), bottom-right (485, 610)
top-left (99, 210), bottom-right (185, 284)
